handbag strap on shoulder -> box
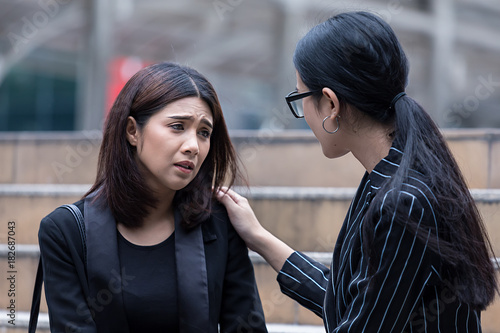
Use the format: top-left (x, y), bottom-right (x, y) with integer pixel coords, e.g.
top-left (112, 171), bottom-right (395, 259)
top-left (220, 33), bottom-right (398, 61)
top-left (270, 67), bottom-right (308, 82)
top-left (61, 204), bottom-right (87, 265)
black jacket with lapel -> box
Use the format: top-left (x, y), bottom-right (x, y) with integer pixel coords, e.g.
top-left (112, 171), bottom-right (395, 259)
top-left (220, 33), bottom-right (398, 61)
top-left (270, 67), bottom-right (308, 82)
top-left (39, 195), bottom-right (267, 333)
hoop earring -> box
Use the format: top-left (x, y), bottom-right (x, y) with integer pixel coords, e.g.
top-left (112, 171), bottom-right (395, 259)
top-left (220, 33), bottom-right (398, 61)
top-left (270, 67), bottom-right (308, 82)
top-left (322, 116), bottom-right (340, 134)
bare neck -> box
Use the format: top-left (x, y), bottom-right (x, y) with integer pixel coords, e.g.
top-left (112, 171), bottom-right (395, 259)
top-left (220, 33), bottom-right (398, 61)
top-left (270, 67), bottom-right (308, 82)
top-left (117, 191), bottom-right (176, 246)
top-left (348, 124), bottom-right (393, 173)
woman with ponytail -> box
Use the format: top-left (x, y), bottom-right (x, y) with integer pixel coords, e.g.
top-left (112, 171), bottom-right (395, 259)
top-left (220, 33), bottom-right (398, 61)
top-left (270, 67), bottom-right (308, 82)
top-left (217, 11), bottom-right (497, 332)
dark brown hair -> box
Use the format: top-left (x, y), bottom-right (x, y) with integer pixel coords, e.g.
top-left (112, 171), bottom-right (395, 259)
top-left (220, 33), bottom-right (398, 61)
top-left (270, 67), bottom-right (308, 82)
top-left (85, 62), bottom-right (240, 227)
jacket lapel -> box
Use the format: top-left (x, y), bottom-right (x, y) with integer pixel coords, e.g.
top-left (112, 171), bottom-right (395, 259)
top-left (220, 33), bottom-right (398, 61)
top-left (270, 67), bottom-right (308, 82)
top-left (84, 195), bottom-right (211, 332)
top-left (175, 211), bottom-right (210, 332)
top-left (84, 195), bottom-right (129, 332)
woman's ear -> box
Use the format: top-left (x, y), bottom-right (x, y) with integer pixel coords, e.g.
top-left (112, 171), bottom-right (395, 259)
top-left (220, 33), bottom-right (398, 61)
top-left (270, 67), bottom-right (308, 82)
top-left (321, 87), bottom-right (340, 118)
top-left (126, 116), bottom-right (139, 147)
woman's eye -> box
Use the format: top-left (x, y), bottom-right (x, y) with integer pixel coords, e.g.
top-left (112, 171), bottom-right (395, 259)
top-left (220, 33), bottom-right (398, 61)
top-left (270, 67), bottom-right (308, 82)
top-left (199, 129), bottom-right (211, 138)
top-left (170, 124), bottom-right (184, 131)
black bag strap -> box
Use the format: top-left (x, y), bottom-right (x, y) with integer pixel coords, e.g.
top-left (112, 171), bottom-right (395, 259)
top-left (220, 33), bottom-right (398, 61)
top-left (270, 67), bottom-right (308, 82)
top-left (29, 204), bottom-right (86, 333)
top-left (28, 258), bottom-right (44, 333)
top-left (61, 204), bottom-right (87, 265)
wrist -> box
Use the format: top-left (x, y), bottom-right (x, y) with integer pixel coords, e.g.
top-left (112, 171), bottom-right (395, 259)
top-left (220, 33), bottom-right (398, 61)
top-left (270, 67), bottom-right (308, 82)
top-left (245, 225), bottom-right (269, 253)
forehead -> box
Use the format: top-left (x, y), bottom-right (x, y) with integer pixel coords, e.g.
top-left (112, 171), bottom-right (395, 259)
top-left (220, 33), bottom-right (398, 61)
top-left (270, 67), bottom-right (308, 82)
top-left (158, 97), bottom-right (213, 121)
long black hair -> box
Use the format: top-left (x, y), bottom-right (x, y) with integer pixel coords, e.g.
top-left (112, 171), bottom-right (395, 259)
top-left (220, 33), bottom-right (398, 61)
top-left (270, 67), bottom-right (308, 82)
top-left (293, 11), bottom-right (497, 309)
top-left (85, 62), bottom-right (240, 228)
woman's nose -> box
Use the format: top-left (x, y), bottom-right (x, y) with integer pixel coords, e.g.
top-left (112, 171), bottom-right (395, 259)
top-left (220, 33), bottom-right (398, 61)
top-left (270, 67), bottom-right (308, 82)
top-left (181, 132), bottom-right (199, 155)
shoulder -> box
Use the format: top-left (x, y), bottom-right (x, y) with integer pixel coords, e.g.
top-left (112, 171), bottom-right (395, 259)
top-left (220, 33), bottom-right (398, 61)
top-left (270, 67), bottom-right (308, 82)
top-left (209, 201), bottom-right (230, 223)
top-left (39, 199), bottom-right (85, 242)
top-left (378, 170), bottom-right (435, 208)
top-left (202, 201), bottom-right (243, 243)
top-left (402, 170), bottom-right (437, 211)
top-left (42, 199), bottom-right (84, 226)
top-left (374, 172), bottom-right (438, 229)
top-left (203, 201), bottom-right (231, 235)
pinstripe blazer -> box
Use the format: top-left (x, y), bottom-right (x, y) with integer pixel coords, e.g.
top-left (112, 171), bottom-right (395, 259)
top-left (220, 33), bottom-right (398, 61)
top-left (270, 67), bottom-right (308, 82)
top-left (277, 146), bottom-right (482, 332)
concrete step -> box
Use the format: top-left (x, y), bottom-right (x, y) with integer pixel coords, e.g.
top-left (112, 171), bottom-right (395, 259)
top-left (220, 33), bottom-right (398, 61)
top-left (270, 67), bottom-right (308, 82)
top-left (0, 132), bottom-right (101, 185)
top-left (232, 129), bottom-right (500, 189)
top-left (2, 129), bottom-right (500, 188)
top-left (4, 185), bottom-right (500, 263)
top-left (0, 246), bottom-right (41, 312)
top-left (245, 186), bottom-right (500, 254)
top-left (0, 184), bottom-right (89, 244)
top-left (0, 311), bottom-right (49, 333)
top-left (2, 185), bottom-right (500, 253)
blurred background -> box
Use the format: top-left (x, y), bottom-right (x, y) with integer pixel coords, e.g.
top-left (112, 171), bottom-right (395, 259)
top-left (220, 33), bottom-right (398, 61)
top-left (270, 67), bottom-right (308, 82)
top-left (1, 0), bottom-right (499, 132)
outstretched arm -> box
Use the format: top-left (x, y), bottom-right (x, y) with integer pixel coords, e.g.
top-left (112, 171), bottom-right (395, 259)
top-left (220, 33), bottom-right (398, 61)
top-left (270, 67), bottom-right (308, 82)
top-left (216, 187), bottom-right (294, 273)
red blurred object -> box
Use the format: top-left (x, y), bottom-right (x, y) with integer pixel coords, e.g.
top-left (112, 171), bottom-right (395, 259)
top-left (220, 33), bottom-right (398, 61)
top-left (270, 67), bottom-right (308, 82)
top-left (106, 57), bottom-right (150, 116)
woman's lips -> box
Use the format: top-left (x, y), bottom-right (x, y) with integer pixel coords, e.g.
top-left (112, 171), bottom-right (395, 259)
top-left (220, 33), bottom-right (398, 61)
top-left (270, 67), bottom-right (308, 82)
top-left (174, 161), bottom-right (195, 174)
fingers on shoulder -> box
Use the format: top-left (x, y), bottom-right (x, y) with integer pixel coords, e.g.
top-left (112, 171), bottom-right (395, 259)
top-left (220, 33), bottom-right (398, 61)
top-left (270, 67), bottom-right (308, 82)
top-left (217, 187), bottom-right (248, 204)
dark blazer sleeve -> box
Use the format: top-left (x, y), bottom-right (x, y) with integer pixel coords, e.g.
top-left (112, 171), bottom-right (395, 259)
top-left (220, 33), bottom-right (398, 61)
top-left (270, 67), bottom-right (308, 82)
top-left (213, 206), bottom-right (268, 333)
top-left (38, 203), bottom-right (97, 333)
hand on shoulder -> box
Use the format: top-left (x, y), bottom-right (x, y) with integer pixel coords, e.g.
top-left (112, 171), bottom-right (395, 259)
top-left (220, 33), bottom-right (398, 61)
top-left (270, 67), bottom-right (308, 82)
top-left (215, 187), bottom-right (264, 249)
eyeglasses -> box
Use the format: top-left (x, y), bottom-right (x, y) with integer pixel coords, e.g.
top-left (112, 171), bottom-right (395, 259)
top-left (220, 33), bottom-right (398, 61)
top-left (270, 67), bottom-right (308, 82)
top-left (285, 89), bottom-right (320, 118)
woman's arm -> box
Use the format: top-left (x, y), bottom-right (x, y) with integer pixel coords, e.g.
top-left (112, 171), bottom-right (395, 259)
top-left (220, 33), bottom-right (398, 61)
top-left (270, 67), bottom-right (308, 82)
top-left (216, 188), bottom-right (329, 317)
top-left (39, 213), bottom-right (97, 332)
top-left (216, 187), bottom-right (294, 272)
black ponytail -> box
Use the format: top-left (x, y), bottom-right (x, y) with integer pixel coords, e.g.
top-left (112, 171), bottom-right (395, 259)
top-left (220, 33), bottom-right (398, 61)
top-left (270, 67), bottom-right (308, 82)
top-left (293, 11), bottom-right (497, 308)
top-left (390, 96), bottom-right (497, 309)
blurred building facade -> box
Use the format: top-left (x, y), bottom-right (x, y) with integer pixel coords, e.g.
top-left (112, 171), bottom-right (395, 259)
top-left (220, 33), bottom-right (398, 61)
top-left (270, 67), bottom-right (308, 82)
top-left (0, 0), bottom-right (499, 132)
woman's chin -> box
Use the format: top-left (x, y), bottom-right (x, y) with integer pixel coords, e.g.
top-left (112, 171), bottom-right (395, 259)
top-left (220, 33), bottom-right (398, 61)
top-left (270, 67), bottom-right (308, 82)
top-left (322, 147), bottom-right (349, 159)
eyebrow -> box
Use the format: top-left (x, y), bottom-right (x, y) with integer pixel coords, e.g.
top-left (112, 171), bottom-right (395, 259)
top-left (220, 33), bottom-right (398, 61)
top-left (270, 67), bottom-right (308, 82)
top-left (168, 115), bottom-right (213, 129)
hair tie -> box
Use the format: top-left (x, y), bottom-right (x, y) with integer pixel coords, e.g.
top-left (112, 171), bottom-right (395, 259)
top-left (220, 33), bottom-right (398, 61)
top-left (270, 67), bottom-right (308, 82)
top-left (389, 92), bottom-right (406, 110)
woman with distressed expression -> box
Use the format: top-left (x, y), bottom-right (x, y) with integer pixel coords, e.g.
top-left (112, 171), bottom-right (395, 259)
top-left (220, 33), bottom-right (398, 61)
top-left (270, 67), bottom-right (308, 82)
top-left (36, 62), bottom-right (267, 333)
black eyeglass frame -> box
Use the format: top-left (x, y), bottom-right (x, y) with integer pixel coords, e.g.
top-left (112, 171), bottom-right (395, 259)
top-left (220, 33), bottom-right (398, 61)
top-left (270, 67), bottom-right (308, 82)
top-left (285, 90), bottom-right (321, 118)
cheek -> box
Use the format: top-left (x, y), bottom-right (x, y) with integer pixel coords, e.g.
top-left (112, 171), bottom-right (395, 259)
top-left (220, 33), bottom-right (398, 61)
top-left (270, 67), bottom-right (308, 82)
top-left (304, 113), bottom-right (324, 139)
top-left (198, 141), bottom-right (211, 164)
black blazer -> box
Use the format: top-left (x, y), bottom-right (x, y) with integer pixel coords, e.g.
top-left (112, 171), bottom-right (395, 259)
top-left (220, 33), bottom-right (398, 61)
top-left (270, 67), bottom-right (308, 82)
top-left (38, 195), bottom-right (267, 333)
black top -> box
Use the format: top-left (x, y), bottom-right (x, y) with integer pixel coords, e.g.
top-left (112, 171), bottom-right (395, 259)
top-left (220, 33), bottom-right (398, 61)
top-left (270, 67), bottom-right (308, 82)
top-left (117, 232), bottom-right (179, 332)
top-left (277, 146), bottom-right (482, 332)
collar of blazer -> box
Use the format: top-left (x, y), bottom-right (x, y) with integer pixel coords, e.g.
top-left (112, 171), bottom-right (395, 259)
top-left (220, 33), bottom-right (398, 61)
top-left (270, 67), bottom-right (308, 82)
top-left (368, 145), bottom-right (404, 192)
top-left (84, 194), bottom-right (210, 333)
